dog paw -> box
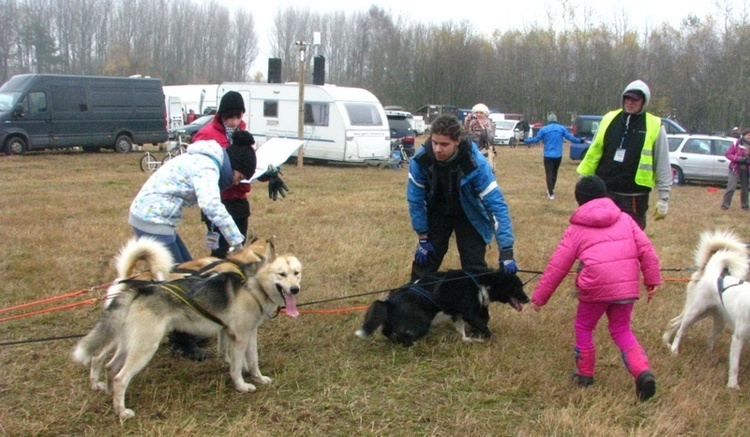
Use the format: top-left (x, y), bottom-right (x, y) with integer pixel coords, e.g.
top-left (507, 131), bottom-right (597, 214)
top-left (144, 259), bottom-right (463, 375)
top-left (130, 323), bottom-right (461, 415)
top-left (118, 408), bottom-right (135, 420)
top-left (91, 382), bottom-right (107, 392)
top-left (235, 381), bottom-right (257, 393)
top-left (254, 375), bottom-right (273, 385)
top-left (355, 329), bottom-right (368, 338)
top-left (727, 381), bottom-right (740, 389)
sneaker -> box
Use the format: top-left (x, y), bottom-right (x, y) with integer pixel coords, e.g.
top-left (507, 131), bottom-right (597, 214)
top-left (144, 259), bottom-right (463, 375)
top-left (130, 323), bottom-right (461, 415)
top-left (635, 371), bottom-right (656, 401)
top-left (571, 372), bottom-right (594, 387)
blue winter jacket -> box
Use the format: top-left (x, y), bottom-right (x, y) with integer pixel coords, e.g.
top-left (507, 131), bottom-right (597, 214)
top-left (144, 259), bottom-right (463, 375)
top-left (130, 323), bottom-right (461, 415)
top-left (524, 122), bottom-right (583, 158)
top-left (407, 137), bottom-right (515, 254)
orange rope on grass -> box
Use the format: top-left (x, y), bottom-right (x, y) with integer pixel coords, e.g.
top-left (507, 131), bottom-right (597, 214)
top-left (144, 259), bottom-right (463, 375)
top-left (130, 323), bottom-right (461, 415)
top-left (0, 297), bottom-right (101, 323)
top-left (0, 288), bottom-right (90, 314)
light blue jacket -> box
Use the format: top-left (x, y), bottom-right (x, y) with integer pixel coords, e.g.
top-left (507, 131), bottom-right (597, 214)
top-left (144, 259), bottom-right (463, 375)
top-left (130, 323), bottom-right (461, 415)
top-left (407, 138), bottom-right (514, 253)
top-left (129, 140), bottom-right (244, 246)
top-left (524, 122), bottom-right (582, 158)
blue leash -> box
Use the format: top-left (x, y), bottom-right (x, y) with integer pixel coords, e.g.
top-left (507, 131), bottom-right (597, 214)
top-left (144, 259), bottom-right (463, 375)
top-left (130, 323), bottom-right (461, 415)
top-left (407, 285), bottom-right (444, 312)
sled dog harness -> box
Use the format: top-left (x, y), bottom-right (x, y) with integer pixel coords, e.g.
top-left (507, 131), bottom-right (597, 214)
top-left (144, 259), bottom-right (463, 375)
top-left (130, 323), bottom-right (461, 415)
top-left (407, 285), bottom-right (444, 312)
top-left (718, 269), bottom-right (745, 306)
top-left (159, 281), bottom-right (230, 330)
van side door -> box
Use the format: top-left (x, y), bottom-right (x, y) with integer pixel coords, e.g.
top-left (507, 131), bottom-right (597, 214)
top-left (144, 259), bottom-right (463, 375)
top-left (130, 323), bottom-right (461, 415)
top-left (49, 84), bottom-right (91, 147)
top-left (14, 91), bottom-right (52, 149)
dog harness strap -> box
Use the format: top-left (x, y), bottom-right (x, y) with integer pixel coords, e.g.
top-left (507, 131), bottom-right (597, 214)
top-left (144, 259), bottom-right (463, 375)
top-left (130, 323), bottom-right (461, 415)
top-left (717, 275), bottom-right (745, 306)
top-left (407, 285), bottom-right (443, 312)
top-left (160, 283), bottom-right (229, 329)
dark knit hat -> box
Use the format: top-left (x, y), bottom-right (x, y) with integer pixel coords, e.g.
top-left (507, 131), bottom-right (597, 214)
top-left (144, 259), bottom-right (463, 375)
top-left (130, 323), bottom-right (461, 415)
top-left (218, 91), bottom-right (245, 114)
top-left (226, 131), bottom-right (255, 178)
top-left (575, 175), bottom-right (608, 206)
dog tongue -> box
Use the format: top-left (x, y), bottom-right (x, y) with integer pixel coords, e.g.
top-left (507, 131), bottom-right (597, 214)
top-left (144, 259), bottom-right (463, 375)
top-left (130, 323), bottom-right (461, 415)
top-left (284, 294), bottom-right (299, 318)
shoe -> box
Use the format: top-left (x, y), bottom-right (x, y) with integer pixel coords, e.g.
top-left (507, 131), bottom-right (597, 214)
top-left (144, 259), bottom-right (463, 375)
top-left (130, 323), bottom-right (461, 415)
top-left (169, 331), bottom-right (215, 362)
top-left (721, 206), bottom-right (729, 210)
top-left (571, 372), bottom-right (594, 387)
top-left (547, 192), bottom-right (554, 200)
top-left (635, 371), bottom-right (656, 401)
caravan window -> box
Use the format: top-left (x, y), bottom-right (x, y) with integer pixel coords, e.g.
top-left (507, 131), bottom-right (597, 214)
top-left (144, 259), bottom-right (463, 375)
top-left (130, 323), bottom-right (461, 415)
top-left (304, 102), bottom-right (329, 126)
top-left (344, 103), bottom-right (383, 126)
top-left (263, 100), bottom-right (278, 117)
top-left (51, 85), bottom-right (87, 112)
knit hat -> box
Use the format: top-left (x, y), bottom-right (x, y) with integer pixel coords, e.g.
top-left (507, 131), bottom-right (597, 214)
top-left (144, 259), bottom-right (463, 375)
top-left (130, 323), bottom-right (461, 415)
top-left (472, 103), bottom-right (489, 115)
top-left (547, 113), bottom-right (557, 123)
top-left (226, 131), bottom-right (255, 178)
top-left (575, 175), bottom-right (608, 206)
top-left (218, 91), bottom-right (245, 114)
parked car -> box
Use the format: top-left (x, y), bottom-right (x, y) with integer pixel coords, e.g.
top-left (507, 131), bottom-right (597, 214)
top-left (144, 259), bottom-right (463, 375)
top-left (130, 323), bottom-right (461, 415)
top-left (669, 133), bottom-right (735, 185)
top-left (386, 110), bottom-right (415, 147)
top-left (492, 119), bottom-right (530, 145)
top-left (569, 115), bottom-right (687, 160)
top-left (167, 114), bottom-right (213, 143)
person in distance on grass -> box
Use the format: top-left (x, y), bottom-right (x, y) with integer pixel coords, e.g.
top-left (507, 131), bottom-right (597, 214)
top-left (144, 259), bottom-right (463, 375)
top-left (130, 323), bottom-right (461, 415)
top-left (531, 175), bottom-right (661, 401)
top-left (192, 91), bottom-right (288, 259)
top-left (523, 112), bottom-right (586, 200)
top-left (407, 114), bottom-right (517, 281)
top-left (577, 80), bottom-right (671, 230)
top-left (128, 133), bottom-right (255, 361)
top-left (720, 128), bottom-right (750, 211)
top-left (463, 103), bottom-right (495, 167)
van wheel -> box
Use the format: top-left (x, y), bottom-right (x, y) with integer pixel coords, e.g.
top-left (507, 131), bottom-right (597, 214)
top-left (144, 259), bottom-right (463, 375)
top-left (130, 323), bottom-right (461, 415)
top-left (114, 135), bottom-right (132, 153)
top-left (5, 136), bottom-right (27, 155)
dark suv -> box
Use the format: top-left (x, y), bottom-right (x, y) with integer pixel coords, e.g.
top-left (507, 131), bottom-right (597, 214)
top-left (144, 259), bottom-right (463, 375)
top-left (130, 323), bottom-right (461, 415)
top-left (386, 111), bottom-right (415, 146)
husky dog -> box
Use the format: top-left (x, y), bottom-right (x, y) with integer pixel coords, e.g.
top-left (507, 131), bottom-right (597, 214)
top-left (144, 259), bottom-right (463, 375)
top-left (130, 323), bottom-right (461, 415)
top-left (662, 229), bottom-right (750, 388)
top-left (74, 236), bottom-right (276, 393)
top-left (356, 269), bottom-right (529, 346)
top-left (74, 240), bottom-right (301, 420)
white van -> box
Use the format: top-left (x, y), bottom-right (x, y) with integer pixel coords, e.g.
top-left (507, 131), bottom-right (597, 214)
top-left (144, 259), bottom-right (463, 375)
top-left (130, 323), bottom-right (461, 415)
top-left (217, 82), bottom-right (390, 164)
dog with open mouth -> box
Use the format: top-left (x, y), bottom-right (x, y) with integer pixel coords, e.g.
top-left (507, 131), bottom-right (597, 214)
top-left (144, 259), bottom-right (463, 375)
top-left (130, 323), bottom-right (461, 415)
top-left (356, 268), bottom-right (528, 346)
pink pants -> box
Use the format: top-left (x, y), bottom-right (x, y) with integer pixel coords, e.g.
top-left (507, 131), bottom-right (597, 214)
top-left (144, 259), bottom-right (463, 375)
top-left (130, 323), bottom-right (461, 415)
top-left (574, 301), bottom-right (640, 351)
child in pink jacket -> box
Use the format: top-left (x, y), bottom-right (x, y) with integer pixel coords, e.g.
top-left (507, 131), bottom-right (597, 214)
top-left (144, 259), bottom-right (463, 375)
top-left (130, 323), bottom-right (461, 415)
top-left (532, 175), bottom-right (661, 401)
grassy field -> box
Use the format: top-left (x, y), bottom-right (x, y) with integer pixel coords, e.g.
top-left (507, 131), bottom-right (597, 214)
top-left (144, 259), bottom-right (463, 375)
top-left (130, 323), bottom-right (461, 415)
top-left (2, 143), bottom-right (750, 435)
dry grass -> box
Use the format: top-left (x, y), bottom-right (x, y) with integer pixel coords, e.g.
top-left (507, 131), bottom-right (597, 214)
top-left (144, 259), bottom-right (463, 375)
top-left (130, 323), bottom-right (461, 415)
top-left (2, 143), bottom-right (750, 435)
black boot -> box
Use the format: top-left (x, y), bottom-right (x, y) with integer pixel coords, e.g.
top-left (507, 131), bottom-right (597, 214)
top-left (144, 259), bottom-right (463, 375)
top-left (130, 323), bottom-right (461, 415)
top-left (169, 331), bottom-right (214, 361)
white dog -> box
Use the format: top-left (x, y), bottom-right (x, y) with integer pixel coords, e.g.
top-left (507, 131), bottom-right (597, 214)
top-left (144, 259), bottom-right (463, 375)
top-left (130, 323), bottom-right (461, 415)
top-left (662, 229), bottom-right (750, 388)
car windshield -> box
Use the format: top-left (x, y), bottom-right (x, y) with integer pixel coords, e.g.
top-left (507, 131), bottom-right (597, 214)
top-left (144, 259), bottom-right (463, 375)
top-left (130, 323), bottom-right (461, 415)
top-left (0, 92), bottom-right (19, 112)
top-left (496, 120), bottom-right (517, 129)
top-left (388, 117), bottom-right (411, 130)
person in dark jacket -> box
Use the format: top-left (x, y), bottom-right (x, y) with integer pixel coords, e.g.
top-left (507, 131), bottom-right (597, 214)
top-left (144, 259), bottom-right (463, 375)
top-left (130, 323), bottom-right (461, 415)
top-left (721, 129), bottom-right (750, 210)
top-left (407, 114), bottom-right (517, 281)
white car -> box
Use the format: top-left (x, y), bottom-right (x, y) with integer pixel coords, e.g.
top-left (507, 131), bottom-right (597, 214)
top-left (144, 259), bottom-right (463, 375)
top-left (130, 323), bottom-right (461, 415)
top-left (492, 119), bottom-right (528, 146)
top-left (668, 133), bottom-right (736, 185)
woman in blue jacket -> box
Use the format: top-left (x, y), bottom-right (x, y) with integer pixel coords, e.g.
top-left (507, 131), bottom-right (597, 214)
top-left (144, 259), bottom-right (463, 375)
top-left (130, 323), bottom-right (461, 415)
top-left (524, 113), bottom-right (585, 200)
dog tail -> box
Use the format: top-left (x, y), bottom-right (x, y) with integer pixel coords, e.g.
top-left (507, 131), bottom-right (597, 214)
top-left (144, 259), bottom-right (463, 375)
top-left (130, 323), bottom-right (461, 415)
top-left (695, 229), bottom-right (749, 280)
top-left (104, 237), bottom-right (174, 306)
top-left (355, 300), bottom-right (389, 338)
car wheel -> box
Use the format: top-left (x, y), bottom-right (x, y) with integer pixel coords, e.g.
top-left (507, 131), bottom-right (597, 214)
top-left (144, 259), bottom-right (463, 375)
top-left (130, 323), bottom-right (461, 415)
top-left (114, 134), bottom-right (133, 153)
top-left (671, 166), bottom-right (684, 185)
top-left (5, 136), bottom-right (27, 155)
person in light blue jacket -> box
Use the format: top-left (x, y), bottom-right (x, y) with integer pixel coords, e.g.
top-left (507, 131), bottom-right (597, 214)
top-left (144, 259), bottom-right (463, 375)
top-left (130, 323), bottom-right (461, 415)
top-left (524, 113), bottom-right (585, 200)
top-left (407, 114), bottom-right (517, 281)
top-left (129, 138), bottom-right (251, 264)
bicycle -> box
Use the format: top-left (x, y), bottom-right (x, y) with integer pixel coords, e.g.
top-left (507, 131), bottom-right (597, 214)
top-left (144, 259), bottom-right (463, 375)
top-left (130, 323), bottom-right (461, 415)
top-left (139, 131), bottom-right (189, 172)
top-left (390, 138), bottom-right (414, 168)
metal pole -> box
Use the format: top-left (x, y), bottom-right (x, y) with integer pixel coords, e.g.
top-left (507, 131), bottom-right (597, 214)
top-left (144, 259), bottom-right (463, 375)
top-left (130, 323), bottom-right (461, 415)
top-left (297, 43), bottom-right (306, 168)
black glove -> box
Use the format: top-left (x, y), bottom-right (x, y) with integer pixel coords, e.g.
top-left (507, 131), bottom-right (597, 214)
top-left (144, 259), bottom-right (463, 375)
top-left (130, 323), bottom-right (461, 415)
top-left (265, 165), bottom-right (289, 201)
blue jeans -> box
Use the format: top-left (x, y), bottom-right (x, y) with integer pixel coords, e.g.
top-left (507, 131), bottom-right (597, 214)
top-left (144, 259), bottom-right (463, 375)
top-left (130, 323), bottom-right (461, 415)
top-left (132, 227), bottom-right (192, 263)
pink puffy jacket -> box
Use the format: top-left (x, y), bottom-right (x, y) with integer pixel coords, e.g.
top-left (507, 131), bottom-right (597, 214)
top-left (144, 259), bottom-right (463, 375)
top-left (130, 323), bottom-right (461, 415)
top-left (532, 197), bottom-right (661, 306)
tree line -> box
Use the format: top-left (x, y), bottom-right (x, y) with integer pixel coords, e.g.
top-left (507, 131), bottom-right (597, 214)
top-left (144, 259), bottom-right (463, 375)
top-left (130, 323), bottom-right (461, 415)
top-left (2, 0), bottom-right (748, 132)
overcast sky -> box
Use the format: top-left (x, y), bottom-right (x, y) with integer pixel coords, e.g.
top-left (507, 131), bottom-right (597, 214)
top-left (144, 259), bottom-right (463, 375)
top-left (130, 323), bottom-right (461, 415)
top-left (216, 0), bottom-right (745, 75)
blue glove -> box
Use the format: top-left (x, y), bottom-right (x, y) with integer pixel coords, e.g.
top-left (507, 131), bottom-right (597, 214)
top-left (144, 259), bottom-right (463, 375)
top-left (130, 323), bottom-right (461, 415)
top-left (414, 238), bottom-right (434, 265)
top-left (500, 259), bottom-right (518, 274)
top-left (499, 249), bottom-right (518, 274)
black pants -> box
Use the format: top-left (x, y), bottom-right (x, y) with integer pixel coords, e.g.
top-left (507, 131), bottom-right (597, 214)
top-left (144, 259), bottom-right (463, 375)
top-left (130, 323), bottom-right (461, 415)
top-left (543, 157), bottom-right (562, 195)
top-left (609, 192), bottom-right (649, 230)
top-left (411, 211), bottom-right (488, 281)
top-left (202, 198), bottom-right (250, 258)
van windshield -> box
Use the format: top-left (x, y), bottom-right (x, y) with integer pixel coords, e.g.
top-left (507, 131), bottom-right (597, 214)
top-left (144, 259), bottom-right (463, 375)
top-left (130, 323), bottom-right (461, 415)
top-left (0, 92), bottom-right (20, 112)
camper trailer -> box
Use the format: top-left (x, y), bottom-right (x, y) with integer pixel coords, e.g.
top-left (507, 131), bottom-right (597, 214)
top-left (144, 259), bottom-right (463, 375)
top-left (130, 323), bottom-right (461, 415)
top-left (216, 82), bottom-right (390, 164)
